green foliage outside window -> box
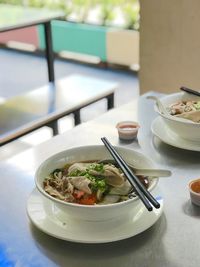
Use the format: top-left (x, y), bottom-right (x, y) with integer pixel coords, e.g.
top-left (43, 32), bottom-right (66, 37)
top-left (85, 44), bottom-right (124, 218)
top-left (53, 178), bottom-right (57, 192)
top-left (0, 0), bottom-right (140, 30)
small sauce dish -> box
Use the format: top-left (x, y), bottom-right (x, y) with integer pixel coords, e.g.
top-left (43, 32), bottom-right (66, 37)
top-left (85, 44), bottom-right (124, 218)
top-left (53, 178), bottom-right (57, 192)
top-left (189, 178), bottom-right (200, 206)
top-left (116, 121), bottom-right (140, 140)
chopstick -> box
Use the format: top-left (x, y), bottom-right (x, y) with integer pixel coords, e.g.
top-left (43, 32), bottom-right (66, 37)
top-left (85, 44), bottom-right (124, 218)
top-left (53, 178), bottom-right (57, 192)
top-left (180, 86), bottom-right (200, 97)
top-left (101, 137), bottom-right (160, 211)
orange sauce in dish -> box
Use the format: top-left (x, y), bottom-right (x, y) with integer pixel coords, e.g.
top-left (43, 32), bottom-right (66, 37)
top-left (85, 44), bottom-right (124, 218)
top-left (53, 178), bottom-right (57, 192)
top-left (116, 121), bottom-right (140, 140)
top-left (118, 124), bottom-right (138, 131)
top-left (190, 180), bottom-right (200, 194)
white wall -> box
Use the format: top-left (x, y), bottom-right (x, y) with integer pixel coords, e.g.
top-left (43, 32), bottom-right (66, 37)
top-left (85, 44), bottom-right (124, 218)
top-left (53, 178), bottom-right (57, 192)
top-left (139, 0), bottom-right (200, 94)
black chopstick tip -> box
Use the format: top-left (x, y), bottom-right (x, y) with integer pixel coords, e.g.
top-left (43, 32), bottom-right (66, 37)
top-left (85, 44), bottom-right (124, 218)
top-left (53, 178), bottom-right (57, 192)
top-left (180, 86), bottom-right (200, 97)
top-left (155, 203), bottom-right (160, 209)
top-left (147, 206), bottom-right (153, 212)
top-left (147, 202), bottom-right (160, 211)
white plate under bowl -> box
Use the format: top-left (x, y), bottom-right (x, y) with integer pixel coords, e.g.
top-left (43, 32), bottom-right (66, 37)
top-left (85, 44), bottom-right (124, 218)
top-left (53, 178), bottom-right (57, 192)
top-left (151, 117), bottom-right (200, 151)
top-left (27, 188), bottom-right (163, 244)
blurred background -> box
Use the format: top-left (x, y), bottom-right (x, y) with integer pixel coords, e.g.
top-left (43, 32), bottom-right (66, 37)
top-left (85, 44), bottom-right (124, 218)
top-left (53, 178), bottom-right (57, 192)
top-left (2, 0), bottom-right (200, 158)
top-left (0, 0), bottom-right (140, 70)
top-left (0, 0), bottom-right (140, 159)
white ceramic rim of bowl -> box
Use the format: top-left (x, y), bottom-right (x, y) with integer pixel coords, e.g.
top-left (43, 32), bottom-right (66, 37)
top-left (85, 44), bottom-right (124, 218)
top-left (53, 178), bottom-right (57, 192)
top-left (158, 109), bottom-right (198, 125)
top-left (35, 145), bottom-right (159, 209)
top-left (156, 92), bottom-right (200, 125)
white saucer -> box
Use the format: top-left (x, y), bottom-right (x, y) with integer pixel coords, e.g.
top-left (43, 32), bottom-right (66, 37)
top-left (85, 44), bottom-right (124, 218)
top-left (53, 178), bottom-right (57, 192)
top-left (27, 188), bottom-right (163, 244)
top-left (151, 117), bottom-right (200, 152)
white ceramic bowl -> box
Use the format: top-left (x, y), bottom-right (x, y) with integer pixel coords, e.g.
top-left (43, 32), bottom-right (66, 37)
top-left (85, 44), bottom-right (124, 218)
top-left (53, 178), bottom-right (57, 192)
top-left (156, 92), bottom-right (200, 141)
top-left (35, 145), bottom-right (159, 223)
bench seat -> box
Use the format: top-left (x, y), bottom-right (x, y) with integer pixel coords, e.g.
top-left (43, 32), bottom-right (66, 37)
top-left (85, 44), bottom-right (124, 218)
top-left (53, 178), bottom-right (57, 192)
top-left (0, 74), bottom-right (116, 146)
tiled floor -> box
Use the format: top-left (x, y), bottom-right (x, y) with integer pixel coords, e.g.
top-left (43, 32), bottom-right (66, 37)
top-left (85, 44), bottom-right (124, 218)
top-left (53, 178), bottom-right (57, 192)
top-left (0, 49), bottom-right (139, 161)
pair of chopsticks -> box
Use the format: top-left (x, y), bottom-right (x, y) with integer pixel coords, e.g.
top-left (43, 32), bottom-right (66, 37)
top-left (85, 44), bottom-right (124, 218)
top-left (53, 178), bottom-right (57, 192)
top-left (101, 137), bottom-right (160, 211)
top-left (180, 86), bottom-right (200, 97)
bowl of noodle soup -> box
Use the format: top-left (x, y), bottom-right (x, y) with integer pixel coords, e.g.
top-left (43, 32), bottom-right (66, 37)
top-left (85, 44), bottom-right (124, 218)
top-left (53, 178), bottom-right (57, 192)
top-left (155, 92), bottom-right (200, 141)
top-left (35, 145), bottom-right (159, 222)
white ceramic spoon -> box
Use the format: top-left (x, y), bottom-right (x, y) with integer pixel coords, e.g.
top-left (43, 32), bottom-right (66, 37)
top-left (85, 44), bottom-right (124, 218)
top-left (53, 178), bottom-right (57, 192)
top-left (98, 159), bottom-right (172, 178)
top-left (147, 95), bottom-right (170, 117)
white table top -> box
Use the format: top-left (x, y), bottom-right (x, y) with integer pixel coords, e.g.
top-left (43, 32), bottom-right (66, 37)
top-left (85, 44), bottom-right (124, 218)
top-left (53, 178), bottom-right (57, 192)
top-left (0, 93), bottom-right (200, 267)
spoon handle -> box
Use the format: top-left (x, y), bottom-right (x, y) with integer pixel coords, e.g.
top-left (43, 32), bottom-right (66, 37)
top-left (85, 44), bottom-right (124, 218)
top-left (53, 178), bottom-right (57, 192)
top-left (180, 86), bottom-right (200, 97)
top-left (147, 95), bottom-right (169, 116)
top-left (134, 169), bottom-right (172, 177)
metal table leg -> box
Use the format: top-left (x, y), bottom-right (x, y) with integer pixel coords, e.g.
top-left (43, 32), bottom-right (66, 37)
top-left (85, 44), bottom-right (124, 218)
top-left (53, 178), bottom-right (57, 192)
top-left (107, 93), bottom-right (114, 110)
top-left (47, 120), bottom-right (59, 136)
top-left (74, 110), bottom-right (81, 126)
top-left (44, 21), bottom-right (55, 83)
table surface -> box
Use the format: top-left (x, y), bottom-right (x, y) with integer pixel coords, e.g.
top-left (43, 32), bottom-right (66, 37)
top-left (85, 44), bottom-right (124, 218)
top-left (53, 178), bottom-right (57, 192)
top-left (0, 4), bottom-right (64, 32)
top-left (0, 92), bottom-right (200, 267)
